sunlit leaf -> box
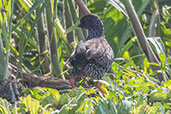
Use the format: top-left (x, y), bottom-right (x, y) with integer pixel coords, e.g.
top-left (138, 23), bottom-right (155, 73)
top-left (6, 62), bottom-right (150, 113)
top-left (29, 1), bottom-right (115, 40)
top-left (163, 80), bottom-right (171, 90)
top-left (21, 95), bottom-right (40, 114)
top-left (135, 104), bottom-right (145, 114)
top-left (147, 37), bottom-right (166, 56)
top-left (149, 90), bottom-right (167, 102)
top-left (106, 0), bottom-right (129, 18)
top-left (136, 94), bottom-right (144, 107)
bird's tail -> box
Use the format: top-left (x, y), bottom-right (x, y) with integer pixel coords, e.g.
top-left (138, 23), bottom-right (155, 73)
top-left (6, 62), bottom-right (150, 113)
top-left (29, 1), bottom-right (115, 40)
top-left (75, 40), bottom-right (87, 64)
top-left (76, 40), bottom-right (86, 54)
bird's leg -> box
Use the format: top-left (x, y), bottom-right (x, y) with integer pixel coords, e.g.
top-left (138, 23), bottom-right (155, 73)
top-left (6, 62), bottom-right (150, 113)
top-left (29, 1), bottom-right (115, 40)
top-left (69, 76), bottom-right (75, 88)
top-left (97, 81), bottom-right (105, 94)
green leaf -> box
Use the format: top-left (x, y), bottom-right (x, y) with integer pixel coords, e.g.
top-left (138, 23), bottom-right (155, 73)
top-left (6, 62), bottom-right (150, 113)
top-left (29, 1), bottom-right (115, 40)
top-left (96, 99), bottom-right (109, 114)
top-left (147, 37), bottom-right (166, 56)
top-left (158, 53), bottom-right (166, 62)
top-left (88, 0), bottom-right (106, 13)
top-left (136, 94), bottom-right (144, 107)
top-left (150, 90), bottom-right (167, 102)
top-left (109, 99), bottom-right (117, 114)
top-left (106, 0), bottom-right (129, 18)
top-left (12, 0), bottom-right (45, 31)
top-left (0, 98), bottom-right (11, 114)
top-left (163, 80), bottom-right (171, 89)
top-left (59, 94), bottom-right (70, 105)
top-left (143, 57), bottom-right (149, 68)
top-left (119, 37), bottom-right (136, 57)
top-left (86, 105), bottom-right (92, 114)
top-left (111, 62), bottom-right (119, 72)
top-left (117, 99), bottom-right (132, 114)
top-left (42, 94), bottom-right (55, 106)
top-left (59, 104), bottom-right (69, 114)
top-left (21, 95), bottom-right (40, 114)
top-left (135, 104), bottom-right (145, 114)
top-left (77, 101), bottom-right (86, 113)
top-left (0, 106), bottom-right (9, 114)
top-left (116, 0), bottom-right (151, 57)
top-left (122, 61), bottom-right (134, 70)
top-left (48, 88), bottom-right (60, 104)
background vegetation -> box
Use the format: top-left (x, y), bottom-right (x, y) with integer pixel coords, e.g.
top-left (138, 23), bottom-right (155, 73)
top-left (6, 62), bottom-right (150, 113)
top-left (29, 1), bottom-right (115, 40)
top-left (0, 0), bottom-right (171, 113)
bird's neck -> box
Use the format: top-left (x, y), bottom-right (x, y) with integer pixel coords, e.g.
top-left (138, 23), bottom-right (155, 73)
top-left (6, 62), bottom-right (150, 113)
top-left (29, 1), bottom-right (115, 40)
top-left (86, 22), bottom-right (104, 40)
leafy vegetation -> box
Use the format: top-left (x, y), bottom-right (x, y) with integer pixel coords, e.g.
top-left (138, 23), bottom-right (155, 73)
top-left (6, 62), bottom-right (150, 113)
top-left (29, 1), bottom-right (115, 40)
top-left (0, 61), bottom-right (171, 113)
top-left (0, 0), bottom-right (171, 113)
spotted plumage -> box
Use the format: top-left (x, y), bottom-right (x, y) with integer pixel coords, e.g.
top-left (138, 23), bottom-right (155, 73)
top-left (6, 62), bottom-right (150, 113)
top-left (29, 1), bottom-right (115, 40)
top-left (69, 14), bottom-right (114, 93)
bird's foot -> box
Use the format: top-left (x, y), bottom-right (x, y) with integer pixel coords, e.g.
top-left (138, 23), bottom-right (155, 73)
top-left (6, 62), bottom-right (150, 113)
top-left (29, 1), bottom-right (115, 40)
top-left (69, 76), bottom-right (75, 88)
top-left (97, 81), bottom-right (105, 94)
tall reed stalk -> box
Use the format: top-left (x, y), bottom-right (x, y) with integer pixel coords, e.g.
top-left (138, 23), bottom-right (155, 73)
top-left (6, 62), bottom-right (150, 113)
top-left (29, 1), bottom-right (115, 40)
top-left (36, 5), bottom-right (50, 74)
top-left (46, 0), bottom-right (63, 78)
top-left (122, 0), bottom-right (168, 82)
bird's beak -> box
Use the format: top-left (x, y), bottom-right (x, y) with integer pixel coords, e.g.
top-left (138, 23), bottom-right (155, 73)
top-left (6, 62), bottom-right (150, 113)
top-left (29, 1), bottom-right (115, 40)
top-left (64, 20), bottom-right (81, 34)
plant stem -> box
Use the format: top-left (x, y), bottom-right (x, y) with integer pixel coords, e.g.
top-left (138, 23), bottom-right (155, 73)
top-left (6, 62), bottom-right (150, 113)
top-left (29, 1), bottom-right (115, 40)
top-left (0, 34), bottom-right (5, 80)
top-left (122, 0), bottom-right (168, 82)
top-left (64, 0), bottom-right (75, 43)
top-left (36, 6), bottom-right (50, 74)
top-left (68, 0), bottom-right (85, 40)
top-left (46, 0), bottom-right (63, 78)
top-left (74, 0), bottom-right (91, 15)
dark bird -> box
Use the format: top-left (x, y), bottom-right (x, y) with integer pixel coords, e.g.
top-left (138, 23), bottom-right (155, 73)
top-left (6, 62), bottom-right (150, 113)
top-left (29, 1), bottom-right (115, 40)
top-left (65, 14), bottom-right (114, 94)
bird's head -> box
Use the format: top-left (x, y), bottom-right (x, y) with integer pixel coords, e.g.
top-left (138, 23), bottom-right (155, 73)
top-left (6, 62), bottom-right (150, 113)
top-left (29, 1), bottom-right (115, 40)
top-left (78, 14), bottom-right (102, 29)
top-left (64, 14), bottom-right (103, 34)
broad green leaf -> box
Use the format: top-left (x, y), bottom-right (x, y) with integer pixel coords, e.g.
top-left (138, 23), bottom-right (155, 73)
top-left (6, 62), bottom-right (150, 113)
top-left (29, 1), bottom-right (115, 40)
top-left (147, 37), bottom-right (166, 56)
top-left (150, 90), bottom-right (167, 102)
top-left (41, 93), bottom-right (54, 105)
top-left (96, 99), bottom-right (109, 114)
top-left (135, 104), bottom-right (145, 114)
top-left (48, 88), bottom-right (60, 104)
top-left (163, 80), bottom-right (171, 89)
top-left (29, 88), bottom-right (43, 100)
top-left (158, 53), bottom-right (166, 62)
top-left (59, 94), bottom-right (70, 105)
top-left (106, 0), bottom-right (129, 18)
top-left (119, 37), bottom-right (136, 57)
top-left (59, 104), bottom-right (69, 114)
top-left (109, 99), bottom-right (117, 114)
top-left (0, 98), bottom-right (11, 114)
top-left (21, 95), bottom-right (40, 114)
top-left (136, 94), bottom-right (144, 107)
top-left (86, 105), bottom-right (92, 114)
top-left (88, 0), bottom-right (106, 13)
top-left (0, 106), bottom-right (9, 114)
top-left (117, 99), bottom-right (133, 114)
top-left (77, 101), bottom-right (85, 113)
top-left (116, 0), bottom-right (151, 57)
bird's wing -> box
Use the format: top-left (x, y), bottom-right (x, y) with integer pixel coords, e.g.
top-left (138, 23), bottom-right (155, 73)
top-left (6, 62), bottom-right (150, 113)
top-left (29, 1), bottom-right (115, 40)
top-left (84, 37), bottom-right (114, 68)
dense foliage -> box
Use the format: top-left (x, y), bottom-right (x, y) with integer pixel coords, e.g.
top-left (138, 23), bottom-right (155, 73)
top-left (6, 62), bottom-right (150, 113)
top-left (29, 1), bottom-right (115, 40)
top-left (0, 61), bottom-right (171, 113)
top-left (0, 0), bottom-right (171, 113)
